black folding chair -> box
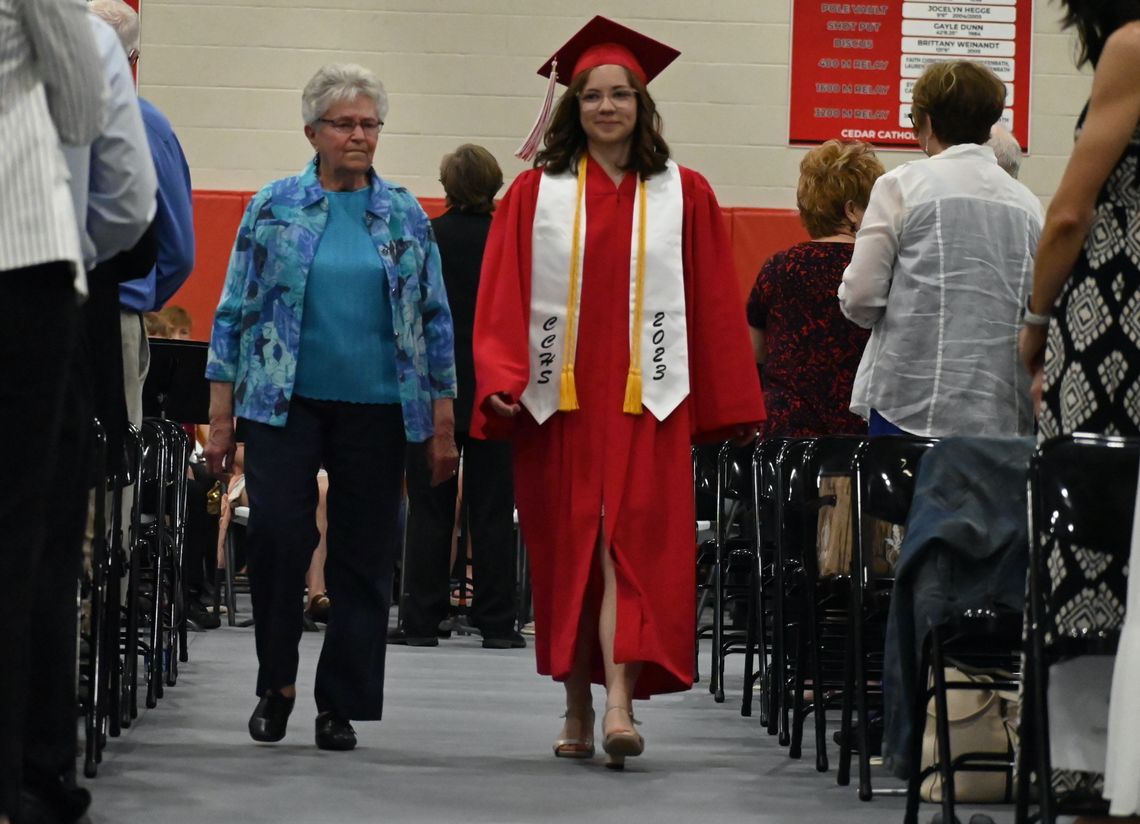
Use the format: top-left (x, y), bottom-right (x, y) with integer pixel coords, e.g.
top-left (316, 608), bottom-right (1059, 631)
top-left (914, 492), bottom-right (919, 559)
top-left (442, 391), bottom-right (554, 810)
top-left (694, 444), bottom-right (719, 684)
top-left (903, 610), bottom-right (1021, 824)
top-left (83, 419), bottom-right (109, 779)
top-left (741, 437), bottom-right (788, 722)
top-left (120, 423), bottom-right (145, 728)
top-left (143, 338), bottom-right (210, 643)
top-left (837, 435), bottom-right (938, 800)
top-left (153, 418), bottom-right (191, 673)
top-left (787, 436), bottom-right (865, 771)
top-left (708, 441), bottom-right (758, 703)
top-left (770, 438), bottom-right (815, 745)
top-left (137, 419), bottom-right (188, 705)
top-left (1017, 433), bottom-right (1139, 824)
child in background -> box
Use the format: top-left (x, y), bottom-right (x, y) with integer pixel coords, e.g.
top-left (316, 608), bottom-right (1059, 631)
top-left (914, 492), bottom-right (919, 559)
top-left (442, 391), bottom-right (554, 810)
top-left (158, 305), bottom-right (192, 339)
top-left (144, 312), bottom-right (169, 338)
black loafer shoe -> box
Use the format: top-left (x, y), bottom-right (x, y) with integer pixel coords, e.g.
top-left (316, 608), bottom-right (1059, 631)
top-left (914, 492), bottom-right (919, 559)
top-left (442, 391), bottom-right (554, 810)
top-left (482, 631), bottom-right (527, 649)
top-left (315, 712), bottom-right (357, 751)
top-left (248, 693), bottom-right (295, 742)
top-left (386, 627), bottom-right (439, 647)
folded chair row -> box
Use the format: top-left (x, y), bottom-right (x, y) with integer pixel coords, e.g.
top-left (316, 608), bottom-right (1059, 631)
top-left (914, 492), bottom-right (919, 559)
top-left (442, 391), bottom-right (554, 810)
top-left (82, 417), bottom-right (191, 778)
top-left (696, 432), bottom-right (1137, 824)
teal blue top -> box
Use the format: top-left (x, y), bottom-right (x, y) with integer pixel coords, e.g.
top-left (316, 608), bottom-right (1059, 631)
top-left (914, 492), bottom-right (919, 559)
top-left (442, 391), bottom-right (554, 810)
top-left (293, 187), bottom-right (400, 404)
top-left (206, 161), bottom-right (455, 441)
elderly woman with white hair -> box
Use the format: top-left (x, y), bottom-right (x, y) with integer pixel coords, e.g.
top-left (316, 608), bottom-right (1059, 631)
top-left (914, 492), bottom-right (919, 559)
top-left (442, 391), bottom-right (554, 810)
top-left (205, 63), bottom-right (458, 752)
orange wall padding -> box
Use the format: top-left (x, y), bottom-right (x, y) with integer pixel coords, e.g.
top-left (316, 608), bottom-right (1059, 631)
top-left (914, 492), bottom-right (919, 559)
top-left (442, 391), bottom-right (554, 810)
top-left (729, 208), bottom-right (809, 300)
top-left (168, 192), bottom-right (806, 341)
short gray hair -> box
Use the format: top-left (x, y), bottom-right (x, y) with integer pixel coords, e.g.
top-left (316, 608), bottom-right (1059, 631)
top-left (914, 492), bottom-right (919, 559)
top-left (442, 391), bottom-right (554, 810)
top-left (301, 63), bottom-right (388, 126)
top-left (87, 0), bottom-right (140, 55)
top-left (987, 124), bottom-right (1022, 179)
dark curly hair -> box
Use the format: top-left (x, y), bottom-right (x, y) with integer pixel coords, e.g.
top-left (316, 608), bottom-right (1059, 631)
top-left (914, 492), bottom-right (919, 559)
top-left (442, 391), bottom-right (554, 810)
top-left (1060, 0), bottom-right (1140, 67)
top-left (534, 66), bottom-right (670, 179)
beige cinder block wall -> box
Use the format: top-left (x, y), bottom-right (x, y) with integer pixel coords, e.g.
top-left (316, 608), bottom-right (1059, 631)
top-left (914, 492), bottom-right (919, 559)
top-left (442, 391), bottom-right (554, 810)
top-left (138, 0), bottom-right (1091, 207)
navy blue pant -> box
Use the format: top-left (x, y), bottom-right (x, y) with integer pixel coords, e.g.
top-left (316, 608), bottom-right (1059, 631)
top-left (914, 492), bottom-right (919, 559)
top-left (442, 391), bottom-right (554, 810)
top-left (242, 397), bottom-right (405, 720)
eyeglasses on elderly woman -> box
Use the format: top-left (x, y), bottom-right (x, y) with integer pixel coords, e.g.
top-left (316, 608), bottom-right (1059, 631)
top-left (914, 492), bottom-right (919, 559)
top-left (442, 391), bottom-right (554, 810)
top-left (316, 118), bottom-right (383, 135)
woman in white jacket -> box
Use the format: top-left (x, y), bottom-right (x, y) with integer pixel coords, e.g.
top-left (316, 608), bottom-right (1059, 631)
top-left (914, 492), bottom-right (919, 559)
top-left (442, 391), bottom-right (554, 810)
top-left (839, 60), bottom-right (1043, 438)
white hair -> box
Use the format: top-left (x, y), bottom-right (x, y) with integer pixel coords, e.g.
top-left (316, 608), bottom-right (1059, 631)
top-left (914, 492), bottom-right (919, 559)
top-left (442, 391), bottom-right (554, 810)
top-left (301, 63), bottom-right (388, 126)
top-left (87, 0), bottom-right (140, 55)
top-left (987, 125), bottom-right (1022, 179)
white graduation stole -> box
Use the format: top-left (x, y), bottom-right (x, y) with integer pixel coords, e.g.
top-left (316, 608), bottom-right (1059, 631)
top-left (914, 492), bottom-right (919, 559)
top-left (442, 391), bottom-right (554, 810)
top-left (521, 157), bottom-right (689, 423)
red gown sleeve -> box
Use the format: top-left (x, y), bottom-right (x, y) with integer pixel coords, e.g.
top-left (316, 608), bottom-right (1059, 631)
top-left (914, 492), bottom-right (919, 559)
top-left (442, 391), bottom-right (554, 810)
top-left (470, 170), bottom-right (541, 440)
top-left (680, 167), bottom-right (767, 443)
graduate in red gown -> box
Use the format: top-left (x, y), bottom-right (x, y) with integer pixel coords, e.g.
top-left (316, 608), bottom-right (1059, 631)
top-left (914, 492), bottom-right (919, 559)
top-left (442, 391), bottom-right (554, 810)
top-left (471, 16), bottom-right (764, 769)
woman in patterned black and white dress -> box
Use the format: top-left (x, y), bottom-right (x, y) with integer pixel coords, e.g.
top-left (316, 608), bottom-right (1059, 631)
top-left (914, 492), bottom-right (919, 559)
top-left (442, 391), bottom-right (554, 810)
top-left (1019, 2), bottom-right (1140, 820)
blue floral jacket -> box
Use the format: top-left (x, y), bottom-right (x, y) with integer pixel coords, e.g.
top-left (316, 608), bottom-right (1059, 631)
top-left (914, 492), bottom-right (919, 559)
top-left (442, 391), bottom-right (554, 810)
top-left (206, 161), bottom-right (456, 442)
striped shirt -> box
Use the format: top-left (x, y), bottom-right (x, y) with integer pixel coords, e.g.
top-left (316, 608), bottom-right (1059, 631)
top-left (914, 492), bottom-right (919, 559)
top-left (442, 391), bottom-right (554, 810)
top-left (0, 0), bottom-right (104, 287)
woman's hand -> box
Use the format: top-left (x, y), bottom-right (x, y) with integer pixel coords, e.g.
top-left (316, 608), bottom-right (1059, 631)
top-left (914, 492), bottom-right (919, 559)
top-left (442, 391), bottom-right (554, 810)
top-left (488, 393), bottom-right (521, 418)
top-left (205, 381), bottom-right (237, 476)
top-left (205, 420), bottom-right (237, 476)
top-left (1019, 323), bottom-right (1048, 417)
top-left (428, 432), bottom-right (460, 486)
top-left (1018, 323), bottom-right (1047, 375)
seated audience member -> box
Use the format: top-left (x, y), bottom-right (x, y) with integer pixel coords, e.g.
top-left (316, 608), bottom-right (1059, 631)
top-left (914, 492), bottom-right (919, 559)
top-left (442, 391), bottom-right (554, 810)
top-left (183, 465), bottom-right (222, 630)
top-left (144, 311), bottom-right (170, 337)
top-left (746, 140), bottom-right (883, 437)
top-left (215, 448), bottom-right (330, 623)
top-left (839, 60), bottom-right (1044, 437)
top-left (306, 471), bottom-right (331, 622)
top-left (987, 123), bottom-right (1023, 178)
top-left (395, 144), bottom-right (519, 649)
top-left (159, 304), bottom-right (193, 339)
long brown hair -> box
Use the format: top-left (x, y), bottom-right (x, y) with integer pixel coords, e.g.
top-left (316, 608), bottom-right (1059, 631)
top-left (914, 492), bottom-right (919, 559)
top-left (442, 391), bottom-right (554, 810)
top-left (1060, 0), bottom-right (1140, 67)
top-left (534, 66), bottom-right (670, 178)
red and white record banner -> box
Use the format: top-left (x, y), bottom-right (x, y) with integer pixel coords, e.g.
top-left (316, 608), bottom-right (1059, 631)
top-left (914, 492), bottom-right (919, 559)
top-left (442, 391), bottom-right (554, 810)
top-left (789, 1), bottom-right (1034, 150)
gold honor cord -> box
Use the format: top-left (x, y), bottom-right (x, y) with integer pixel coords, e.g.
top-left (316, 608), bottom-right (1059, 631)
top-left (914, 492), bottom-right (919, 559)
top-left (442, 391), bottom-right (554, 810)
top-left (558, 155), bottom-right (589, 411)
top-left (557, 156), bottom-right (649, 416)
top-left (622, 176), bottom-right (648, 415)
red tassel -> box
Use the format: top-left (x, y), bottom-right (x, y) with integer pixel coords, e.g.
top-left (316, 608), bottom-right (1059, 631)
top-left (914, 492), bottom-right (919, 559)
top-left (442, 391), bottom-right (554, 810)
top-left (515, 60), bottom-right (559, 161)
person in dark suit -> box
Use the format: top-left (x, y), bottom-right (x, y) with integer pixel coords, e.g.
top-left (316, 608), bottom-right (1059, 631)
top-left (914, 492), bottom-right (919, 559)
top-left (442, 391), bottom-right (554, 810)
top-left (395, 144), bottom-right (521, 649)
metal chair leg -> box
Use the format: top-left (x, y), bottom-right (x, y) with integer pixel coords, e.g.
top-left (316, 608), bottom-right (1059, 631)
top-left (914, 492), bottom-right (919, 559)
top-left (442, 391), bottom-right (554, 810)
top-left (807, 584), bottom-right (829, 773)
top-left (931, 630), bottom-right (956, 824)
top-left (741, 566), bottom-right (759, 717)
top-left (106, 494), bottom-right (124, 739)
top-left (837, 615), bottom-right (855, 787)
top-left (904, 640), bottom-right (933, 824)
top-left (224, 526), bottom-right (238, 627)
top-left (789, 609), bottom-right (806, 759)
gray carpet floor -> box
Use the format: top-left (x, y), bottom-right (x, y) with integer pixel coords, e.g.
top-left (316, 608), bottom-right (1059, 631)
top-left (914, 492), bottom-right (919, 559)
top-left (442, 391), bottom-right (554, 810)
top-left (84, 622), bottom-right (1016, 824)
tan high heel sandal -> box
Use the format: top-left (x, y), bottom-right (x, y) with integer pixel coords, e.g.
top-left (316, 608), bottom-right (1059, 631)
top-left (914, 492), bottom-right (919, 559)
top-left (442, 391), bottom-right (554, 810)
top-left (602, 705), bottom-right (644, 770)
top-left (553, 707), bottom-right (595, 759)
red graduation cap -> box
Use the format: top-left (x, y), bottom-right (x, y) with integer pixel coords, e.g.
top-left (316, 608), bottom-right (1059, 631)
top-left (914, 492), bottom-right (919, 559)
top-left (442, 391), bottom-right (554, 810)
top-left (515, 16), bottom-right (681, 160)
top-left (537, 15), bottom-right (681, 87)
